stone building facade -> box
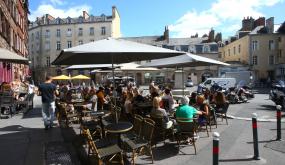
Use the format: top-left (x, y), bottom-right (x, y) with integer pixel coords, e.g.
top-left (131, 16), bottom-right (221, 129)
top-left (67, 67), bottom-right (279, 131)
top-left (28, 6), bottom-right (121, 83)
top-left (123, 27), bottom-right (223, 84)
top-left (0, 0), bottom-right (29, 82)
top-left (221, 17), bottom-right (285, 81)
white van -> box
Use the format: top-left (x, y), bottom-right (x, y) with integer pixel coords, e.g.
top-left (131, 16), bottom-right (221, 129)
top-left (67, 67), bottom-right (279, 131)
top-left (201, 78), bottom-right (236, 89)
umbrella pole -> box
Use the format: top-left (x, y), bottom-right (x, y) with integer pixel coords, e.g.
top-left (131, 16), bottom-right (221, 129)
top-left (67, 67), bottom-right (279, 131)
top-left (112, 55), bottom-right (118, 123)
top-left (182, 67), bottom-right (185, 96)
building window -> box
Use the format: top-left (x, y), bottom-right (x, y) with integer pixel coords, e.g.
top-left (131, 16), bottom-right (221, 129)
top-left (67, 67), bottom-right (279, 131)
top-left (31, 33), bottom-right (34, 41)
top-left (66, 28), bottom-right (72, 37)
top-left (228, 49), bottom-right (230, 56)
top-left (78, 40), bottom-right (83, 45)
top-left (203, 45), bottom-right (210, 53)
top-left (269, 40), bottom-right (274, 50)
top-left (238, 45), bottom-right (241, 53)
top-left (90, 27), bottom-right (94, 35)
top-left (233, 47), bottom-right (236, 55)
top-left (269, 55), bottom-right (274, 65)
top-left (45, 41), bottom-right (50, 50)
top-left (279, 50), bottom-right (282, 57)
top-left (56, 29), bottom-right (60, 37)
top-left (101, 27), bottom-right (106, 35)
top-left (252, 56), bottom-right (258, 65)
top-left (281, 68), bottom-right (285, 75)
top-left (46, 56), bottom-right (50, 67)
top-left (67, 41), bottom-right (72, 48)
top-left (45, 29), bottom-right (50, 38)
top-left (78, 28), bottom-right (83, 36)
top-left (36, 31), bottom-right (40, 39)
top-left (56, 41), bottom-right (61, 50)
top-left (278, 37), bottom-right (282, 42)
top-left (252, 40), bottom-right (258, 51)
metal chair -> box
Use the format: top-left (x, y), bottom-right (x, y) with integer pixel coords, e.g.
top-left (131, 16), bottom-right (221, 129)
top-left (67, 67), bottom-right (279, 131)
top-left (124, 118), bottom-right (155, 165)
top-left (176, 117), bottom-right (198, 155)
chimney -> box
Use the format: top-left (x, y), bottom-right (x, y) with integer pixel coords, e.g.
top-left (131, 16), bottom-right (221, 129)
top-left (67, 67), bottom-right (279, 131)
top-left (208, 28), bottom-right (215, 42)
top-left (83, 11), bottom-right (89, 19)
top-left (266, 17), bottom-right (274, 33)
top-left (164, 26), bottom-right (169, 43)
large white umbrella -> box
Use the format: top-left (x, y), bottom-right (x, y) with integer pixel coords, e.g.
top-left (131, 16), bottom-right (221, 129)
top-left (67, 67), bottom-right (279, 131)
top-left (52, 38), bottom-right (184, 122)
top-left (0, 48), bottom-right (29, 64)
top-left (52, 38), bottom-right (184, 65)
top-left (140, 53), bottom-right (230, 95)
top-left (141, 53), bottom-right (230, 68)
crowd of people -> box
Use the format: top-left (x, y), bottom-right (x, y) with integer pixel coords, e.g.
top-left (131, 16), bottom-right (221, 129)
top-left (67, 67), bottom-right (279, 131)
top-left (36, 75), bottom-right (230, 133)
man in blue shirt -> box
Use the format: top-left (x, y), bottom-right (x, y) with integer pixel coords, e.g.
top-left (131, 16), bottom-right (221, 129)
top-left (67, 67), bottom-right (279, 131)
top-left (38, 76), bottom-right (59, 130)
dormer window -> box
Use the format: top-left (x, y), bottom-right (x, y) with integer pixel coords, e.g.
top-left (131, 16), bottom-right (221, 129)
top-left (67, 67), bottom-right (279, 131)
top-left (56, 18), bottom-right (61, 24)
top-left (203, 45), bottom-right (210, 53)
top-left (78, 16), bottom-right (83, 23)
top-left (67, 17), bottom-right (72, 24)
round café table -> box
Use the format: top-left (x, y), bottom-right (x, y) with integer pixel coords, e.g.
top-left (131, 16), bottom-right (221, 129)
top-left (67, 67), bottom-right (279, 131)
top-left (105, 122), bottom-right (133, 146)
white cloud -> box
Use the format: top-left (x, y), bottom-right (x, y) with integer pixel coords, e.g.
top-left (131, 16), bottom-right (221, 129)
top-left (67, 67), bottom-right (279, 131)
top-left (29, 2), bottom-right (91, 21)
top-left (50, 0), bottom-right (65, 6)
top-left (169, 10), bottom-right (220, 37)
top-left (170, 0), bottom-right (284, 37)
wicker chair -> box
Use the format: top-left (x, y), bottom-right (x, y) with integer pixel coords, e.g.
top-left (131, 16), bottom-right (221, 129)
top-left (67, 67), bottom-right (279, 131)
top-left (176, 118), bottom-right (198, 154)
top-left (215, 102), bottom-right (230, 125)
top-left (124, 118), bottom-right (155, 165)
top-left (121, 114), bottom-right (144, 142)
top-left (58, 103), bottom-right (79, 127)
top-left (84, 129), bottom-right (124, 165)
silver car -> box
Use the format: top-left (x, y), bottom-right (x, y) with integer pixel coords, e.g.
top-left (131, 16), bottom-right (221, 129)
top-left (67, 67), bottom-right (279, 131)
top-left (185, 79), bottom-right (194, 87)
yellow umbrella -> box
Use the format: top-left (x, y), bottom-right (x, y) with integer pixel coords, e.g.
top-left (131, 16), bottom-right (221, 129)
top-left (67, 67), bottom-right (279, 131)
top-left (71, 74), bottom-right (90, 80)
top-left (52, 75), bottom-right (70, 80)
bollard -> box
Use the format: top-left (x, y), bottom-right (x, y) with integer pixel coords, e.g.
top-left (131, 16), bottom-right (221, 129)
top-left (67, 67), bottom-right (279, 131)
top-left (252, 113), bottom-right (260, 160)
top-left (213, 132), bottom-right (220, 165)
top-left (276, 105), bottom-right (282, 140)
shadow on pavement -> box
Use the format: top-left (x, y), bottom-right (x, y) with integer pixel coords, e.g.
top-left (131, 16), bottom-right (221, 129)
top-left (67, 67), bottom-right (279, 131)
top-left (246, 139), bottom-right (276, 144)
top-left (219, 157), bottom-right (255, 162)
top-left (255, 104), bottom-right (276, 111)
top-left (22, 107), bottom-right (42, 119)
top-left (154, 143), bottom-right (179, 159)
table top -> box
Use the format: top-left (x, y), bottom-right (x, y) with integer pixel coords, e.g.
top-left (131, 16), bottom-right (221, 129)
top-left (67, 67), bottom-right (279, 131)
top-left (90, 110), bottom-right (111, 117)
top-left (105, 122), bottom-right (133, 133)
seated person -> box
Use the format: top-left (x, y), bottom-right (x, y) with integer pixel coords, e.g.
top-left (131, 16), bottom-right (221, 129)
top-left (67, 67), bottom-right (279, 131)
top-left (176, 96), bottom-right (203, 122)
top-left (82, 87), bottom-right (91, 101)
top-left (161, 88), bottom-right (178, 113)
top-left (96, 87), bottom-right (108, 110)
top-left (189, 92), bottom-right (197, 106)
top-left (196, 95), bottom-right (210, 126)
top-left (212, 91), bottom-right (228, 111)
top-left (150, 96), bottom-right (173, 129)
top-left (124, 92), bottom-right (134, 121)
top-left (133, 88), bottom-right (144, 103)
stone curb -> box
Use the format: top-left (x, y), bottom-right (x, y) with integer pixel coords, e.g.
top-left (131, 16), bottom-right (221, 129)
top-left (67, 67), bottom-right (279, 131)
top-left (227, 115), bottom-right (285, 122)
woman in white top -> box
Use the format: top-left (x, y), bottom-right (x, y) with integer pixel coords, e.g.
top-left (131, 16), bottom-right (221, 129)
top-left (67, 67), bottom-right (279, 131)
top-left (124, 92), bottom-right (133, 121)
top-left (151, 96), bottom-right (173, 129)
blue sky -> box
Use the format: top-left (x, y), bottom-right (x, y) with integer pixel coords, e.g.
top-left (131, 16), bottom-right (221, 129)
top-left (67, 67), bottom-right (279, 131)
top-left (29, 0), bottom-right (285, 38)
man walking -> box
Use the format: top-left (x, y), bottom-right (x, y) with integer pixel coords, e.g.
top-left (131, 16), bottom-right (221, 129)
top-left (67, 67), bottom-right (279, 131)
top-left (38, 76), bottom-right (59, 130)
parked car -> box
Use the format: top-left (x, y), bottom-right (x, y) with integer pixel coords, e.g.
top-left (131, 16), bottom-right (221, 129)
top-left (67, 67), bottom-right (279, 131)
top-left (185, 79), bottom-right (194, 87)
top-left (269, 80), bottom-right (285, 110)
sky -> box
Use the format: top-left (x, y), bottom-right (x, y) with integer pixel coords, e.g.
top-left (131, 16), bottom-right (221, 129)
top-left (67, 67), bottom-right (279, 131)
top-left (29, 0), bottom-right (285, 39)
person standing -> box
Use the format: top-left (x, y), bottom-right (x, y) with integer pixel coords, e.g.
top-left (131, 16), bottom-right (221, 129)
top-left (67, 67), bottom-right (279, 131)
top-left (38, 76), bottom-right (59, 130)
